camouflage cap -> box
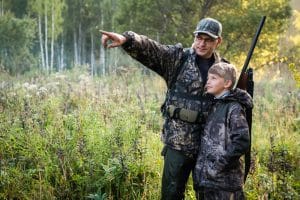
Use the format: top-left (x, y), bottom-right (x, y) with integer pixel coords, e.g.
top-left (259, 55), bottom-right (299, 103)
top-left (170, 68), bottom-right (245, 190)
top-left (194, 18), bottom-right (222, 39)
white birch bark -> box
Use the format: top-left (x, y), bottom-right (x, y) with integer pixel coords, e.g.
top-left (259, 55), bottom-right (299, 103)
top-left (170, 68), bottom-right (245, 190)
top-left (50, 2), bottom-right (55, 72)
top-left (59, 36), bottom-right (64, 71)
top-left (100, 44), bottom-right (105, 75)
top-left (38, 14), bottom-right (45, 69)
top-left (82, 31), bottom-right (86, 64)
top-left (91, 32), bottom-right (95, 76)
top-left (44, 3), bottom-right (49, 72)
top-left (74, 30), bottom-right (78, 66)
top-left (100, 15), bottom-right (105, 75)
top-left (78, 23), bottom-right (82, 65)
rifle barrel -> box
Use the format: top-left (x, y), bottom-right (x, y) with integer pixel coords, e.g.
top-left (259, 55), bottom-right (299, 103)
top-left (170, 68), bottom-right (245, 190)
top-left (234, 16), bottom-right (266, 89)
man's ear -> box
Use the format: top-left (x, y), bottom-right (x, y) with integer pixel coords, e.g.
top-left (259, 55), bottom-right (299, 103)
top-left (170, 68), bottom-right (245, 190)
top-left (216, 37), bottom-right (222, 47)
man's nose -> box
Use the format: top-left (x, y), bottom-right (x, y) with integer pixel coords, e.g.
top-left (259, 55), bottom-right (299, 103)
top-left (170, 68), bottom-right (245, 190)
top-left (198, 40), bottom-right (207, 46)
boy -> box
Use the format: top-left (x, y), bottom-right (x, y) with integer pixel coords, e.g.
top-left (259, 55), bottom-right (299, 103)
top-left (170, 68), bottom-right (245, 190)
top-left (193, 62), bottom-right (253, 200)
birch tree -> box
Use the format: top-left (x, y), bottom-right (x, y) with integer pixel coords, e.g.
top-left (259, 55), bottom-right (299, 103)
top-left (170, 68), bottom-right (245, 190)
top-left (38, 14), bottom-right (45, 69)
top-left (44, 2), bottom-right (49, 71)
top-left (28, 0), bottom-right (64, 73)
top-left (100, 15), bottom-right (106, 75)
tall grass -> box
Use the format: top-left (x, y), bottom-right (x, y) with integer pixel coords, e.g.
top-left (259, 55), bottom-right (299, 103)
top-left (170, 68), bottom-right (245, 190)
top-left (0, 65), bottom-right (299, 199)
top-left (245, 66), bottom-right (300, 199)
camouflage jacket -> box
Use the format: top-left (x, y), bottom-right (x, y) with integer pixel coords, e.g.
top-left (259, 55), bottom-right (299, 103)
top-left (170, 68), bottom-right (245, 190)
top-left (122, 31), bottom-right (225, 155)
top-left (193, 89), bottom-right (253, 191)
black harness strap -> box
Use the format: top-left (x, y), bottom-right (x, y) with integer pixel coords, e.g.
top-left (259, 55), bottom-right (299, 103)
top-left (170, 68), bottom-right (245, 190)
top-left (168, 50), bottom-right (190, 89)
top-left (244, 68), bottom-right (254, 182)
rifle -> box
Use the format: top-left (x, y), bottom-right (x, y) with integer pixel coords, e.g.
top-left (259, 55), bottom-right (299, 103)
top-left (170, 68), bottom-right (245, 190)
top-left (234, 16), bottom-right (266, 182)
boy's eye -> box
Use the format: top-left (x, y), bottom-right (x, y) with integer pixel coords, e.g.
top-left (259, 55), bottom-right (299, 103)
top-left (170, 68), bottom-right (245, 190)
top-left (209, 75), bottom-right (216, 80)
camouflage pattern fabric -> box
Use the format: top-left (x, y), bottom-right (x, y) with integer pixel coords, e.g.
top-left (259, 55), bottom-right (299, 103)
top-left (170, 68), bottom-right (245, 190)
top-left (122, 31), bottom-right (224, 155)
top-left (196, 187), bottom-right (245, 200)
top-left (193, 89), bottom-right (253, 192)
top-left (194, 18), bottom-right (222, 39)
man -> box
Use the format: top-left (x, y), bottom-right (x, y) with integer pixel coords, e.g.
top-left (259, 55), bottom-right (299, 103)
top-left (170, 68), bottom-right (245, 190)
top-left (101, 17), bottom-right (228, 200)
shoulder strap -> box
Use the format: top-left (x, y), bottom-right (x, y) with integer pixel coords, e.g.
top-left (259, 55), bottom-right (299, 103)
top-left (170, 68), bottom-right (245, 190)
top-left (244, 68), bottom-right (254, 182)
top-left (161, 50), bottom-right (190, 115)
top-left (168, 49), bottom-right (190, 89)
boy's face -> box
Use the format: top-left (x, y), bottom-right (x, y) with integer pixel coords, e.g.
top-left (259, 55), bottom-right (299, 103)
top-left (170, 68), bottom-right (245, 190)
top-left (206, 73), bottom-right (232, 96)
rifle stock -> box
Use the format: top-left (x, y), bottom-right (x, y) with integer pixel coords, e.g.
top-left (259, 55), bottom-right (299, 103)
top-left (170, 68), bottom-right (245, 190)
top-left (235, 16), bottom-right (266, 90)
top-left (236, 72), bottom-right (248, 90)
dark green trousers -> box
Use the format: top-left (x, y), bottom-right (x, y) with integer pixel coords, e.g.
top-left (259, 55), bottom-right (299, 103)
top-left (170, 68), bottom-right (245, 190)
top-left (161, 146), bottom-right (196, 200)
top-left (195, 187), bottom-right (245, 200)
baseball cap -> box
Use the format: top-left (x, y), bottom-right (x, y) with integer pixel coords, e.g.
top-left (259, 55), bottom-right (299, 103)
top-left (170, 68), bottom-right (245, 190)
top-left (193, 18), bottom-right (222, 39)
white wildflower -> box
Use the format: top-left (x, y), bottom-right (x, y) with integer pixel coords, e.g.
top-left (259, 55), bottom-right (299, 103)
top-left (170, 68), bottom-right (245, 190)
top-left (55, 74), bottom-right (66, 80)
top-left (28, 84), bottom-right (38, 91)
top-left (23, 82), bottom-right (30, 89)
top-left (23, 82), bottom-right (38, 91)
top-left (37, 87), bottom-right (48, 97)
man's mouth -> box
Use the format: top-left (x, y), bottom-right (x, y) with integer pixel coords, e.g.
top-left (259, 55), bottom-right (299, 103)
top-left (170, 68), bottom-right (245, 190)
top-left (197, 47), bottom-right (206, 51)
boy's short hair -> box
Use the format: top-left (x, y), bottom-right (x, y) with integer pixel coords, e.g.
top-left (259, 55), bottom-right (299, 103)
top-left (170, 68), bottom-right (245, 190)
top-left (208, 62), bottom-right (237, 89)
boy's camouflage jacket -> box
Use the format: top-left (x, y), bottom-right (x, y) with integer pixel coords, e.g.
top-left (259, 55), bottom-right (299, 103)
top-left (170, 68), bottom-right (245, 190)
top-left (122, 31), bottom-right (226, 155)
top-left (193, 89), bottom-right (253, 191)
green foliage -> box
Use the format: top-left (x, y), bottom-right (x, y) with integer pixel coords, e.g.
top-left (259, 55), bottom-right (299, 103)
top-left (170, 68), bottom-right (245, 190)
top-left (0, 12), bottom-right (37, 75)
top-left (284, 10), bottom-right (300, 88)
top-left (244, 67), bottom-right (300, 199)
top-left (115, 0), bottom-right (198, 45)
top-left (0, 68), bottom-right (163, 199)
top-left (115, 0), bottom-right (292, 69)
top-left (1, 64), bottom-right (299, 199)
top-left (212, 0), bottom-right (292, 67)
top-left (2, 0), bottom-right (295, 75)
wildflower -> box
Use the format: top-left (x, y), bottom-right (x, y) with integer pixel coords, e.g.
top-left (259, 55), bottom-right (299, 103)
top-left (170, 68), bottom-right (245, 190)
top-left (37, 87), bottom-right (48, 97)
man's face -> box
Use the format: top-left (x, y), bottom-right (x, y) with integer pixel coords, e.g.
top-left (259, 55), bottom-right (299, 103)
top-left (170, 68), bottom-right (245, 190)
top-left (193, 33), bottom-right (222, 59)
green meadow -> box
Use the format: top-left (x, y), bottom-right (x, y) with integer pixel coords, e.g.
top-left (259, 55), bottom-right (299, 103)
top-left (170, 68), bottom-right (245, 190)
top-left (0, 65), bottom-right (299, 199)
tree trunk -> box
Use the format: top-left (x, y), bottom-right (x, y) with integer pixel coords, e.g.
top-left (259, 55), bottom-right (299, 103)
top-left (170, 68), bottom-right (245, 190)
top-left (100, 45), bottom-right (105, 75)
top-left (82, 31), bottom-right (86, 64)
top-left (50, 2), bottom-right (55, 72)
top-left (91, 32), bottom-right (95, 76)
top-left (44, 3), bottom-right (49, 72)
top-left (60, 36), bottom-right (64, 71)
top-left (38, 14), bottom-right (45, 69)
top-left (78, 22), bottom-right (82, 65)
top-left (200, 0), bottom-right (216, 18)
top-left (0, 0), bottom-right (3, 16)
top-left (100, 16), bottom-right (105, 75)
top-left (74, 29), bottom-right (78, 66)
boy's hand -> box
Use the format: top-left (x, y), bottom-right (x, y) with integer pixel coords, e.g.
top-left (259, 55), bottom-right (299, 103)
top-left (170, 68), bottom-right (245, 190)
top-left (100, 30), bottom-right (127, 48)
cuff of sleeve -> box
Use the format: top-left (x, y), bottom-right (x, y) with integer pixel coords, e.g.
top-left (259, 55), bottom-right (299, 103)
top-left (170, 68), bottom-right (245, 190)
top-left (122, 31), bottom-right (134, 49)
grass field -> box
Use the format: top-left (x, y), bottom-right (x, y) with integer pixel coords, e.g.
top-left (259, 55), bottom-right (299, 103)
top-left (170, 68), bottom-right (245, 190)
top-left (0, 66), bottom-right (299, 199)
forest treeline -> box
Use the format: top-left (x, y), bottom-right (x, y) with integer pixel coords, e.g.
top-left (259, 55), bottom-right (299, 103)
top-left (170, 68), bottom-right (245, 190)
top-left (0, 0), bottom-right (299, 77)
